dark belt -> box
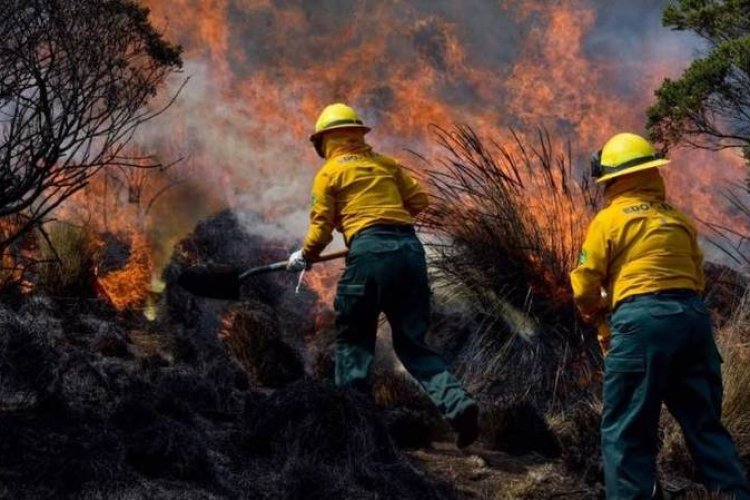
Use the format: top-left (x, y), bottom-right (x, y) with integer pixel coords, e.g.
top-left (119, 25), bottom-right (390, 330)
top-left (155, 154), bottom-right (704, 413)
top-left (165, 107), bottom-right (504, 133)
top-left (613, 288), bottom-right (699, 312)
top-left (351, 223), bottom-right (415, 242)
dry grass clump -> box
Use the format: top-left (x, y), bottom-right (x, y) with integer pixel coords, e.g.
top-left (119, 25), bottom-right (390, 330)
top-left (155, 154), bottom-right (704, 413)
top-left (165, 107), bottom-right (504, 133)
top-left (703, 263), bottom-right (749, 329)
top-left (415, 125), bottom-right (602, 409)
top-left (499, 463), bottom-right (599, 500)
top-left (417, 125), bottom-right (599, 320)
top-left (549, 400), bottom-right (604, 486)
top-left (37, 222), bottom-right (98, 295)
top-left (720, 352), bottom-right (750, 453)
top-left (711, 292), bottom-right (750, 463)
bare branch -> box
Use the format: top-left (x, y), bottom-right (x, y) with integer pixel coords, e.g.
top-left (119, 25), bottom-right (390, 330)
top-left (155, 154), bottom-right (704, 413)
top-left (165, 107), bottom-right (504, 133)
top-left (0, 0), bottom-right (183, 260)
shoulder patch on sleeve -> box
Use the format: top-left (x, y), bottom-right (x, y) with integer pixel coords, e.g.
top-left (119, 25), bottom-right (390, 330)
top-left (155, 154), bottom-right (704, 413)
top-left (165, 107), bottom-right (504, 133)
top-left (578, 249), bottom-right (588, 265)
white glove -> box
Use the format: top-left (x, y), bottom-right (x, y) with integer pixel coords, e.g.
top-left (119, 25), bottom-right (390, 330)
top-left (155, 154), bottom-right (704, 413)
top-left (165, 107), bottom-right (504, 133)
top-left (287, 249), bottom-right (308, 272)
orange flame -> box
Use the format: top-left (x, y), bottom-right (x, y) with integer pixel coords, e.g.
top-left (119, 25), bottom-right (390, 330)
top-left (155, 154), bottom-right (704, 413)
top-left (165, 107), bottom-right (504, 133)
top-left (95, 232), bottom-right (153, 311)
top-left (302, 261), bottom-right (343, 331)
top-left (39, 2), bottom-right (748, 313)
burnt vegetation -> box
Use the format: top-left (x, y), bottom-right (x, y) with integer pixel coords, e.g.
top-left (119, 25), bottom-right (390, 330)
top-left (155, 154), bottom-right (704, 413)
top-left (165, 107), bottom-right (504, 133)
top-left (0, 1), bottom-right (749, 498)
top-left (0, 0), bottom-right (183, 281)
top-left (0, 294), bottom-right (457, 499)
top-left (0, 210), bottom-right (462, 499)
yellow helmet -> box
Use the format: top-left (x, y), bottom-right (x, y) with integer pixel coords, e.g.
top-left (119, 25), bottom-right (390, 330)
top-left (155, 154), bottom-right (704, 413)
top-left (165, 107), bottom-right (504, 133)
top-left (310, 103), bottom-right (370, 157)
top-left (591, 133), bottom-right (670, 183)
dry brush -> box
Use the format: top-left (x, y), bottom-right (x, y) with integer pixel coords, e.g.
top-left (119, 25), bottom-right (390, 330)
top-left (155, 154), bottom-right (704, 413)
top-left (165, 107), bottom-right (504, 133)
top-left (414, 125), bottom-right (602, 410)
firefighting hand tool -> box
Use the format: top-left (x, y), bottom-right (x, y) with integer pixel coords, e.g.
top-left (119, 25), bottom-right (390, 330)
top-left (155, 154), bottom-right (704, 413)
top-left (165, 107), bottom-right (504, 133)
top-left (176, 250), bottom-right (348, 300)
top-left (310, 103), bottom-right (370, 158)
top-left (591, 132), bottom-right (670, 183)
top-left (287, 249), bottom-right (308, 272)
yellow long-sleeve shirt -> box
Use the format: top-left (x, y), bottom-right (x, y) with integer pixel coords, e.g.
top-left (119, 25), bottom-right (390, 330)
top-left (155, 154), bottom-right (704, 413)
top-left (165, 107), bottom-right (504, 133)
top-left (302, 135), bottom-right (428, 259)
top-left (570, 169), bottom-right (704, 322)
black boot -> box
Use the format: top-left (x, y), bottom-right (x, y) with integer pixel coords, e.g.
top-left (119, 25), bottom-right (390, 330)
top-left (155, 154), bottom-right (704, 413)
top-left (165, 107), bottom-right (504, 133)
top-left (452, 403), bottom-right (480, 449)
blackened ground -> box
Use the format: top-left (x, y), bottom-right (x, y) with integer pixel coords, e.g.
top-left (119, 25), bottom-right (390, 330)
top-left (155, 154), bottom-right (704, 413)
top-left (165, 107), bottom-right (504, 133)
top-left (239, 380), bottom-right (455, 499)
top-left (481, 402), bottom-right (561, 458)
top-left (0, 292), bottom-right (456, 499)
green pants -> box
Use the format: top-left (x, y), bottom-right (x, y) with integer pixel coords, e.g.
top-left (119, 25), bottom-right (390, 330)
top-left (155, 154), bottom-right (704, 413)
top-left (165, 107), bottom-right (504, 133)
top-left (602, 292), bottom-right (749, 499)
top-left (334, 226), bottom-right (475, 422)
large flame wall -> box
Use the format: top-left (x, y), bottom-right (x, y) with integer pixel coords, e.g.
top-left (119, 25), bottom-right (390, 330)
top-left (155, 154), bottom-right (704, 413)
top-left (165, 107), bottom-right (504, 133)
top-left (80, 0), bottom-right (742, 311)
top-left (135, 1), bottom-right (744, 237)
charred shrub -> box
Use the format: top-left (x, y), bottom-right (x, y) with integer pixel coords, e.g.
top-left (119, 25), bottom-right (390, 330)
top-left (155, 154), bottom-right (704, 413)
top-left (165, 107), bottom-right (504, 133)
top-left (114, 396), bottom-right (213, 482)
top-left (381, 407), bottom-right (437, 450)
top-left (277, 462), bottom-right (360, 500)
top-left (93, 330), bottom-right (131, 358)
top-left (0, 253), bottom-right (456, 498)
top-left (0, 296), bottom-right (229, 497)
top-left (241, 380), bottom-right (456, 499)
top-left (74, 316), bottom-right (132, 358)
top-left (0, 306), bottom-right (59, 407)
top-left (482, 401), bottom-right (561, 457)
top-left (164, 210), bottom-right (293, 323)
top-left (242, 380), bottom-right (393, 461)
top-left (157, 368), bottom-right (221, 417)
top-left (0, 405), bottom-right (123, 497)
top-left (373, 371), bottom-right (447, 449)
top-left (220, 303), bottom-right (304, 388)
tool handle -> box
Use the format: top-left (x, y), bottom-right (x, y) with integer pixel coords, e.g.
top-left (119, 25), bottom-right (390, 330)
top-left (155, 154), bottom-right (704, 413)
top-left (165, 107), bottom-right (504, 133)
top-left (311, 250), bottom-right (348, 264)
top-left (239, 250), bottom-right (348, 281)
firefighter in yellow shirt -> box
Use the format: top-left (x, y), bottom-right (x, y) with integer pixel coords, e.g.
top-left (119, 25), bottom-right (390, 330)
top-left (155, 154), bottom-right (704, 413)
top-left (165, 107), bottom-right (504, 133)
top-left (571, 133), bottom-right (749, 499)
top-left (288, 103), bottom-right (479, 448)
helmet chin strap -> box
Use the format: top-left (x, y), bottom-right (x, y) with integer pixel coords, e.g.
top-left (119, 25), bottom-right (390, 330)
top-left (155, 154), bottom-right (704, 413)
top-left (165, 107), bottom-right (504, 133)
top-left (603, 177), bottom-right (621, 190)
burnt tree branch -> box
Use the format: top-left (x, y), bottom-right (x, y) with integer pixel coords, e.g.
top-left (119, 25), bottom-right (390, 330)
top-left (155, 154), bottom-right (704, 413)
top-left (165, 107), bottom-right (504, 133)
top-left (0, 0), bottom-right (182, 256)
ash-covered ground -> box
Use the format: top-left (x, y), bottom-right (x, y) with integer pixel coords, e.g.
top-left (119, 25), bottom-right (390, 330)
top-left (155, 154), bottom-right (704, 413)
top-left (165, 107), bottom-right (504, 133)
top-left (0, 292), bottom-right (459, 499)
top-left (0, 211), bottom-right (457, 499)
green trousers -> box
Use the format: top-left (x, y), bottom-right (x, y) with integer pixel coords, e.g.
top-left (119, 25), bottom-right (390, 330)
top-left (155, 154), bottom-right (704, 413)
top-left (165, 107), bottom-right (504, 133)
top-left (602, 292), bottom-right (749, 500)
top-left (334, 226), bottom-right (476, 422)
